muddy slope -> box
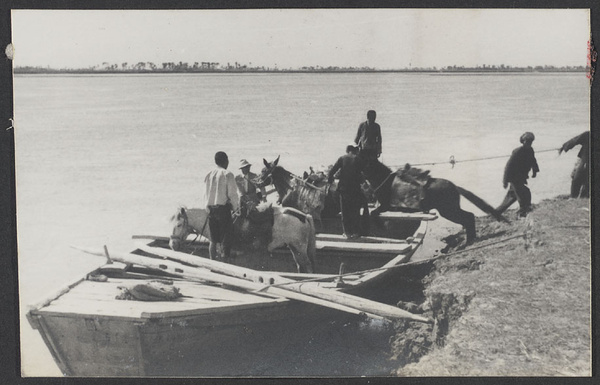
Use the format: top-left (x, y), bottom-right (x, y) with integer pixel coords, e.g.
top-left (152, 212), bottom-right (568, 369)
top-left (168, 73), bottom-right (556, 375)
top-left (390, 196), bottom-right (591, 376)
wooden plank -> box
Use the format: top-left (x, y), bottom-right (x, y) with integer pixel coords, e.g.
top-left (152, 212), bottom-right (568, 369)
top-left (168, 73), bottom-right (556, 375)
top-left (316, 233), bottom-right (408, 244)
top-left (40, 294), bottom-right (289, 319)
top-left (40, 299), bottom-right (225, 318)
top-left (136, 244), bottom-right (430, 323)
top-left (35, 273), bottom-right (294, 320)
top-left (33, 315), bottom-right (72, 375)
top-left (316, 240), bottom-right (411, 253)
top-left (61, 290), bottom-right (230, 306)
top-left (41, 316), bottom-right (144, 376)
top-left (132, 234), bottom-right (209, 243)
top-left (277, 271), bottom-right (361, 281)
top-left (72, 245), bottom-right (389, 320)
top-left (140, 299), bottom-right (289, 319)
top-left (377, 212), bottom-right (438, 221)
top-left (53, 278), bottom-right (280, 305)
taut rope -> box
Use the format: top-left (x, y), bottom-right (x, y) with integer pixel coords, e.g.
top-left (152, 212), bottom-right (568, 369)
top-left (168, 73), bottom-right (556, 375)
top-left (404, 147), bottom-right (560, 168)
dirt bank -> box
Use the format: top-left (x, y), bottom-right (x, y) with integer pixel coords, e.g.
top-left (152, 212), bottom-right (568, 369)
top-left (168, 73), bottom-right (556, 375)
top-left (390, 196), bottom-right (591, 376)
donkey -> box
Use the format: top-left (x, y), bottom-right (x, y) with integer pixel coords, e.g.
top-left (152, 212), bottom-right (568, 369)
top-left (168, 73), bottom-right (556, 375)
top-left (362, 161), bottom-right (508, 244)
top-left (254, 156), bottom-right (337, 225)
top-left (169, 204), bottom-right (316, 273)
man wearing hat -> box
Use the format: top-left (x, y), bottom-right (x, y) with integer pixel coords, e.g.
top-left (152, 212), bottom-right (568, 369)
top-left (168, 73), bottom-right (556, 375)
top-left (496, 132), bottom-right (540, 218)
top-left (235, 159), bottom-right (267, 215)
top-left (328, 143), bottom-right (369, 239)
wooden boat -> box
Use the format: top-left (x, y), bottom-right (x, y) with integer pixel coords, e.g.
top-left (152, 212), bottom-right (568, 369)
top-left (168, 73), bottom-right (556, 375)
top-left (27, 211), bottom-right (437, 377)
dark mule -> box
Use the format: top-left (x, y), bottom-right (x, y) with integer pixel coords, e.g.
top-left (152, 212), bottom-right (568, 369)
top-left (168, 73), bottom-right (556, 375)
top-left (254, 156), bottom-right (339, 224)
top-left (169, 205), bottom-right (316, 273)
top-left (363, 161), bottom-right (507, 244)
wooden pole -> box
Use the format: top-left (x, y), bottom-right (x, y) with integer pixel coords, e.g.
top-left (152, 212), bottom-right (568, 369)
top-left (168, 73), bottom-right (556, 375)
top-left (135, 244), bottom-right (431, 323)
top-left (71, 245), bottom-right (385, 320)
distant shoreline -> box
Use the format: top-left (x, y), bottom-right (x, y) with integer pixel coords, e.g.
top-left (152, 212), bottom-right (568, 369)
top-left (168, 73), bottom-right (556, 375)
top-left (14, 66), bottom-right (588, 75)
top-left (13, 69), bottom-right (587, 75)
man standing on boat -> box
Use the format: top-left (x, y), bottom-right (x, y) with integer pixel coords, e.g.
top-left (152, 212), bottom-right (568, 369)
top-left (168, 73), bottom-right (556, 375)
top-left (235, 159), bottom-right (267, 215)
top-left (495, 132), bottom-right (540, 218)
top-left (205, 151), bottom-right (240, 260)
top-left (354, 110), bottom-right (382, 162)
top-left (558, 131), bottom-right (589, 198)
top-left (328, 143), bottom-right (369, 239)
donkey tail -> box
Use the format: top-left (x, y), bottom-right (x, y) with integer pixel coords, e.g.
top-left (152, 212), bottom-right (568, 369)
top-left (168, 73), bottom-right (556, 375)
top-left (306, 214), bottom-right (317, 271)
top-left (456, 186), bottom-right (510, 223)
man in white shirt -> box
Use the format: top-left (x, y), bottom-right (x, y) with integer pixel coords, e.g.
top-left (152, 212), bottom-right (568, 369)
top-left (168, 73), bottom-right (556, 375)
top-left (204, 151), bottom-right (240, 260)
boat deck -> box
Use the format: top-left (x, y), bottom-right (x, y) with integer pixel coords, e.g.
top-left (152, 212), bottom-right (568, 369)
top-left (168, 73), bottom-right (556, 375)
top-left (35, 276), bottom-right (286, 320)
top-left (27, 211), bottom-right (436, 377)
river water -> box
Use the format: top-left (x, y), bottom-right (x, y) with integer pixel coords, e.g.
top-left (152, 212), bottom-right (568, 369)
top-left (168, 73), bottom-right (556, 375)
top-left (13, 72), bottom-right (590, 376)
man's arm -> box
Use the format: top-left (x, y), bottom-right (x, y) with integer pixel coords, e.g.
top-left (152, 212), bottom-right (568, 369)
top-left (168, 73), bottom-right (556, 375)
top-left (354, 124), bottom-right (363, 145)
top-left (328, 157), bottom-right (343, 184)
top-left (376, 124), bottom-right (382, 154)
top-left (227, 172), bottom-right (240, 212)
top-left (503, 152), bottom-right (517, 188)
top-left (531, 150), bottom-right (540, 177)
top-left (559, 131), bottom-right (588, 154)
top-left (234, 175), bottom-right (245, 194)
top-left (258, 184), bottom-right (267, 201)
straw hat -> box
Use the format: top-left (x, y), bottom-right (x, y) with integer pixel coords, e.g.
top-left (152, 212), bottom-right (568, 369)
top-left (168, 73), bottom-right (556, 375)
top-left (239, 159), bottom-right (252, 169)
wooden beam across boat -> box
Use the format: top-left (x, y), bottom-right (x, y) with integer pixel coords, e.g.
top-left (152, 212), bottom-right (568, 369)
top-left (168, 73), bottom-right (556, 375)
top-left (72, 245), bottom-right (429, 323)
top-left (135, 244), bottom-right (430, 323)
top-left (377, 212), bottom-right (438, 221)
top-left (315, 234), bottom-right (408, 244)
top-left (315, 240), bottom-right (411, 254)
top-left (71, 245), bottom-right (385, 319)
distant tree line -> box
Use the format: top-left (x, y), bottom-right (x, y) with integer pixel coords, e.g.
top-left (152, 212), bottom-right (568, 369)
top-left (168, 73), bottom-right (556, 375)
top-left (14, 61), bottom-right (588, 74)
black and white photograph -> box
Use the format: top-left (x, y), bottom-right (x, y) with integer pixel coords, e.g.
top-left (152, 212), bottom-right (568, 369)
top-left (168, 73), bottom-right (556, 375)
top-left (7, 7), bottom-right (594, 378)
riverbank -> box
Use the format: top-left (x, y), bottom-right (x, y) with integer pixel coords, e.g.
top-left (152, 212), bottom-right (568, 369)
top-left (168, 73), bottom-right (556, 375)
top-left (390, 196), bottom-right (591, 376)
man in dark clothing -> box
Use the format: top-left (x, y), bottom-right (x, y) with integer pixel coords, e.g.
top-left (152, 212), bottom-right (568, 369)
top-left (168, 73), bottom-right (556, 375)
top-left (354, 110), bottom-right (382, 162)
top-left (328, 144), bottom-right (369, 239)
top-left (235, 159), bottom-right (267, 216)
top-left (559, 131), bottom-right (589, 198)
top-left (496, 132), bottom-right (540, 218)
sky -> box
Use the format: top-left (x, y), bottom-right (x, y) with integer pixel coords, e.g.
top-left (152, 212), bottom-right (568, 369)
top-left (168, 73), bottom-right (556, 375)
top-left (11, 9), bottom-right (591, 70)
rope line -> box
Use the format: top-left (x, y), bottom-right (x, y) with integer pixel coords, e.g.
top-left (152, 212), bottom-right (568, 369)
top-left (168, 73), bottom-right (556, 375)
top-left (402, 147), bottom-right (561, 168)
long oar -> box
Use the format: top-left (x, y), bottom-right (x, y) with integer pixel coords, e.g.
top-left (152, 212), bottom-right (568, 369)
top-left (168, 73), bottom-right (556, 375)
top-left (135, 244), bottom-right (431, 323)
top-left (71, 245), bottom-right (389, 320)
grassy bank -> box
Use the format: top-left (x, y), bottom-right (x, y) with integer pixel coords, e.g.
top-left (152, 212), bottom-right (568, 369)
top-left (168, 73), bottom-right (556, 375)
top-left (391, 196), bottom-right (591, 376)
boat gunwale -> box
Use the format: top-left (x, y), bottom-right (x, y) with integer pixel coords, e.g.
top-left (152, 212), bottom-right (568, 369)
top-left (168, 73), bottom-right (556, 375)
top-left (27, 216), bottom-right (429, 320)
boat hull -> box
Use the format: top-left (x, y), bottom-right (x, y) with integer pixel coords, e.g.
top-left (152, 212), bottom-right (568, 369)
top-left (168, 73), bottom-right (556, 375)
top-left (29, 298), bottom-right (344, 376)
top-left (27, 213), bottom-right (434, 376)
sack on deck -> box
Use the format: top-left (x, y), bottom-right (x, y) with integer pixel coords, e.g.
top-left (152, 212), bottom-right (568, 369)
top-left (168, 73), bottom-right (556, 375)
top-left (116, 280), bottom-right (183, 301)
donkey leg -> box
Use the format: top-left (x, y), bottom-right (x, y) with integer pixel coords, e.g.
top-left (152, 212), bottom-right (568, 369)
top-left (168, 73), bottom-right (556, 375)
top-left (438, 207), bottom-right (476, 244)
top-left (462, 211), bottom-right (477, 244)
top-left (287, 245), bottom-right (314, 274)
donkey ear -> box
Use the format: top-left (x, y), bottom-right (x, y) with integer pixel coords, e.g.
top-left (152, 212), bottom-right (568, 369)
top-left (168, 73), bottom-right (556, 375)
top-left (303, 171), bottom-right (309, 179)
top-left (274, 155), bottom-right (280, 166)
top-left (263, 158), bottom-right (269, 167)
top-left (179, 207), bottom-right (185, 215)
